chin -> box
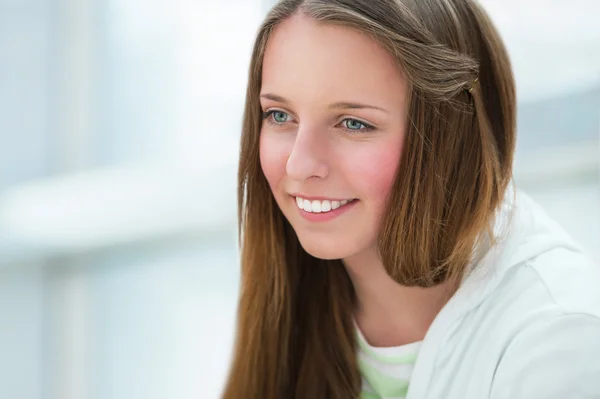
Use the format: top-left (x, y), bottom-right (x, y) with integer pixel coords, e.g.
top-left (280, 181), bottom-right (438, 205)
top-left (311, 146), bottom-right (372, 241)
top-left (296, 235), bottom-right (353, 260)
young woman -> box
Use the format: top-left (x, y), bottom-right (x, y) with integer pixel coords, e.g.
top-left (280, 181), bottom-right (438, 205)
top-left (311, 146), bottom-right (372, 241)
top-left (222, 0), bottom-right (600, 398)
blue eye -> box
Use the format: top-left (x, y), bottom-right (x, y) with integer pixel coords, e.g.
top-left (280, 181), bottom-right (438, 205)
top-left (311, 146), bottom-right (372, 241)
top-left (263, 110), bottom-right (290, 124)
top-left (341, 118), bottom-right (373, 132)
top-left (273, 111), bottom-right (289, 123)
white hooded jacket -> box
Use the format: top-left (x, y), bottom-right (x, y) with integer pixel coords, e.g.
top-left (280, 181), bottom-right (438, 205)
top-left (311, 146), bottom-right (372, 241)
top-left (405, 188), bottom-right (600, 399)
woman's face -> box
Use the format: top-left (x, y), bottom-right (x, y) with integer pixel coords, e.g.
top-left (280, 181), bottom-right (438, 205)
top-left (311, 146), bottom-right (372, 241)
top-left (259, 14), bottom-right (408, 261)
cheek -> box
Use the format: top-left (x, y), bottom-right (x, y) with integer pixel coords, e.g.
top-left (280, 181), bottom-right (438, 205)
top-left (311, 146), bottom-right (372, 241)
top-left (348, 141), bottom-right (403, 205)
top-left (259, 132), bottom-right (290, 190)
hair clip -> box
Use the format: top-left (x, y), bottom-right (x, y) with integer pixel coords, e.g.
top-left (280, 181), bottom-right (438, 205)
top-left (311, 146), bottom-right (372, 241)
top-left (468, 77), bottom-right (479, 93)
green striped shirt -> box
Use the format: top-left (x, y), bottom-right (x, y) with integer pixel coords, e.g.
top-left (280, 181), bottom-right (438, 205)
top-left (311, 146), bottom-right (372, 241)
top-left (356, 328), bottom-right (422, 399)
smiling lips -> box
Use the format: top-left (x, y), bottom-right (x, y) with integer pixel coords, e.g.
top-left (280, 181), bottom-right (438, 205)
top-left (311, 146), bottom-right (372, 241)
top-left (294, 196), bottom-right (356, 213)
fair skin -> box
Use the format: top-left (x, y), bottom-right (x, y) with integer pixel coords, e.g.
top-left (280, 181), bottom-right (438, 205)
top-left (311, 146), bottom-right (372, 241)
top-left (259, 14), bottom-right (453, 347)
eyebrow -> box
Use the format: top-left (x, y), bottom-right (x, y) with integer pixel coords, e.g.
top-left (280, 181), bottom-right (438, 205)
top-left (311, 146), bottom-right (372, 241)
top-left (260, 93), bottom-right (389, 114)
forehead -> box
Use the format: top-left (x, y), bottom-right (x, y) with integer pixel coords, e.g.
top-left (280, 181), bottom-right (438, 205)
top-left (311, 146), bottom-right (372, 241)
top-left (261, 14), bottom-right (407, 106)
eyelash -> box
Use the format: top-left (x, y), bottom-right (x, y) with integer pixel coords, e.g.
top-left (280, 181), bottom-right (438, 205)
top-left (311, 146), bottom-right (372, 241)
top-left (262, 110), bottom-right (376, 133)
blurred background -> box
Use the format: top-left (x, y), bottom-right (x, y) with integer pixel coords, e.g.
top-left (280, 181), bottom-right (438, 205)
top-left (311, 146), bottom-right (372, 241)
top-left (0, 0), bottom-right (598, 398)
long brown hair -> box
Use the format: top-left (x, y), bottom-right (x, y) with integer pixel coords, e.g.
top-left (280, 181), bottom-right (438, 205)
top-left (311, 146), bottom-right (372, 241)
top-left (223, 0), bottom-right (516, 397)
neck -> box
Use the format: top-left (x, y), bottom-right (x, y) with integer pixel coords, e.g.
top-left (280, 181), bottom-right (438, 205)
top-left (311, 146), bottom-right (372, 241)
top-left (343, 248), bottom-right (456, 347)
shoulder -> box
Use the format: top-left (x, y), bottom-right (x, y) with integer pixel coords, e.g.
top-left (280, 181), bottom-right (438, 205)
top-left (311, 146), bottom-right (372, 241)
top-left (488, 304), bottom-right (600, 398)
top-left (453, 187), bottom-right (600, 397)
top-left (481, 187), bottom-right (600, 322)
top-left (527, 246), bottom-right (600, 317)
top-left (486, 249), bottom-right (600, 398)
top-left (483, 244), bottom-right (600, 335)
top-left (475, 244), bottom-right (600, 324)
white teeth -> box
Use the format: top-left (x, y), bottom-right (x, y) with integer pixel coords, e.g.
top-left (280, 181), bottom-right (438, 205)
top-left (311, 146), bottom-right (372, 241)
top-left (295, 197), bottom-right (353, 213)
top-left (311, 200), bottom-right (322, 213)
top-left (302, 199), bottom-right (311, 212)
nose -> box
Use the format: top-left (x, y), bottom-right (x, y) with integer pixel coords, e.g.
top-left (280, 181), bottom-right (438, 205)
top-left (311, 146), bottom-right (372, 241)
top-left (286, 126), bottom-right (329, 181)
